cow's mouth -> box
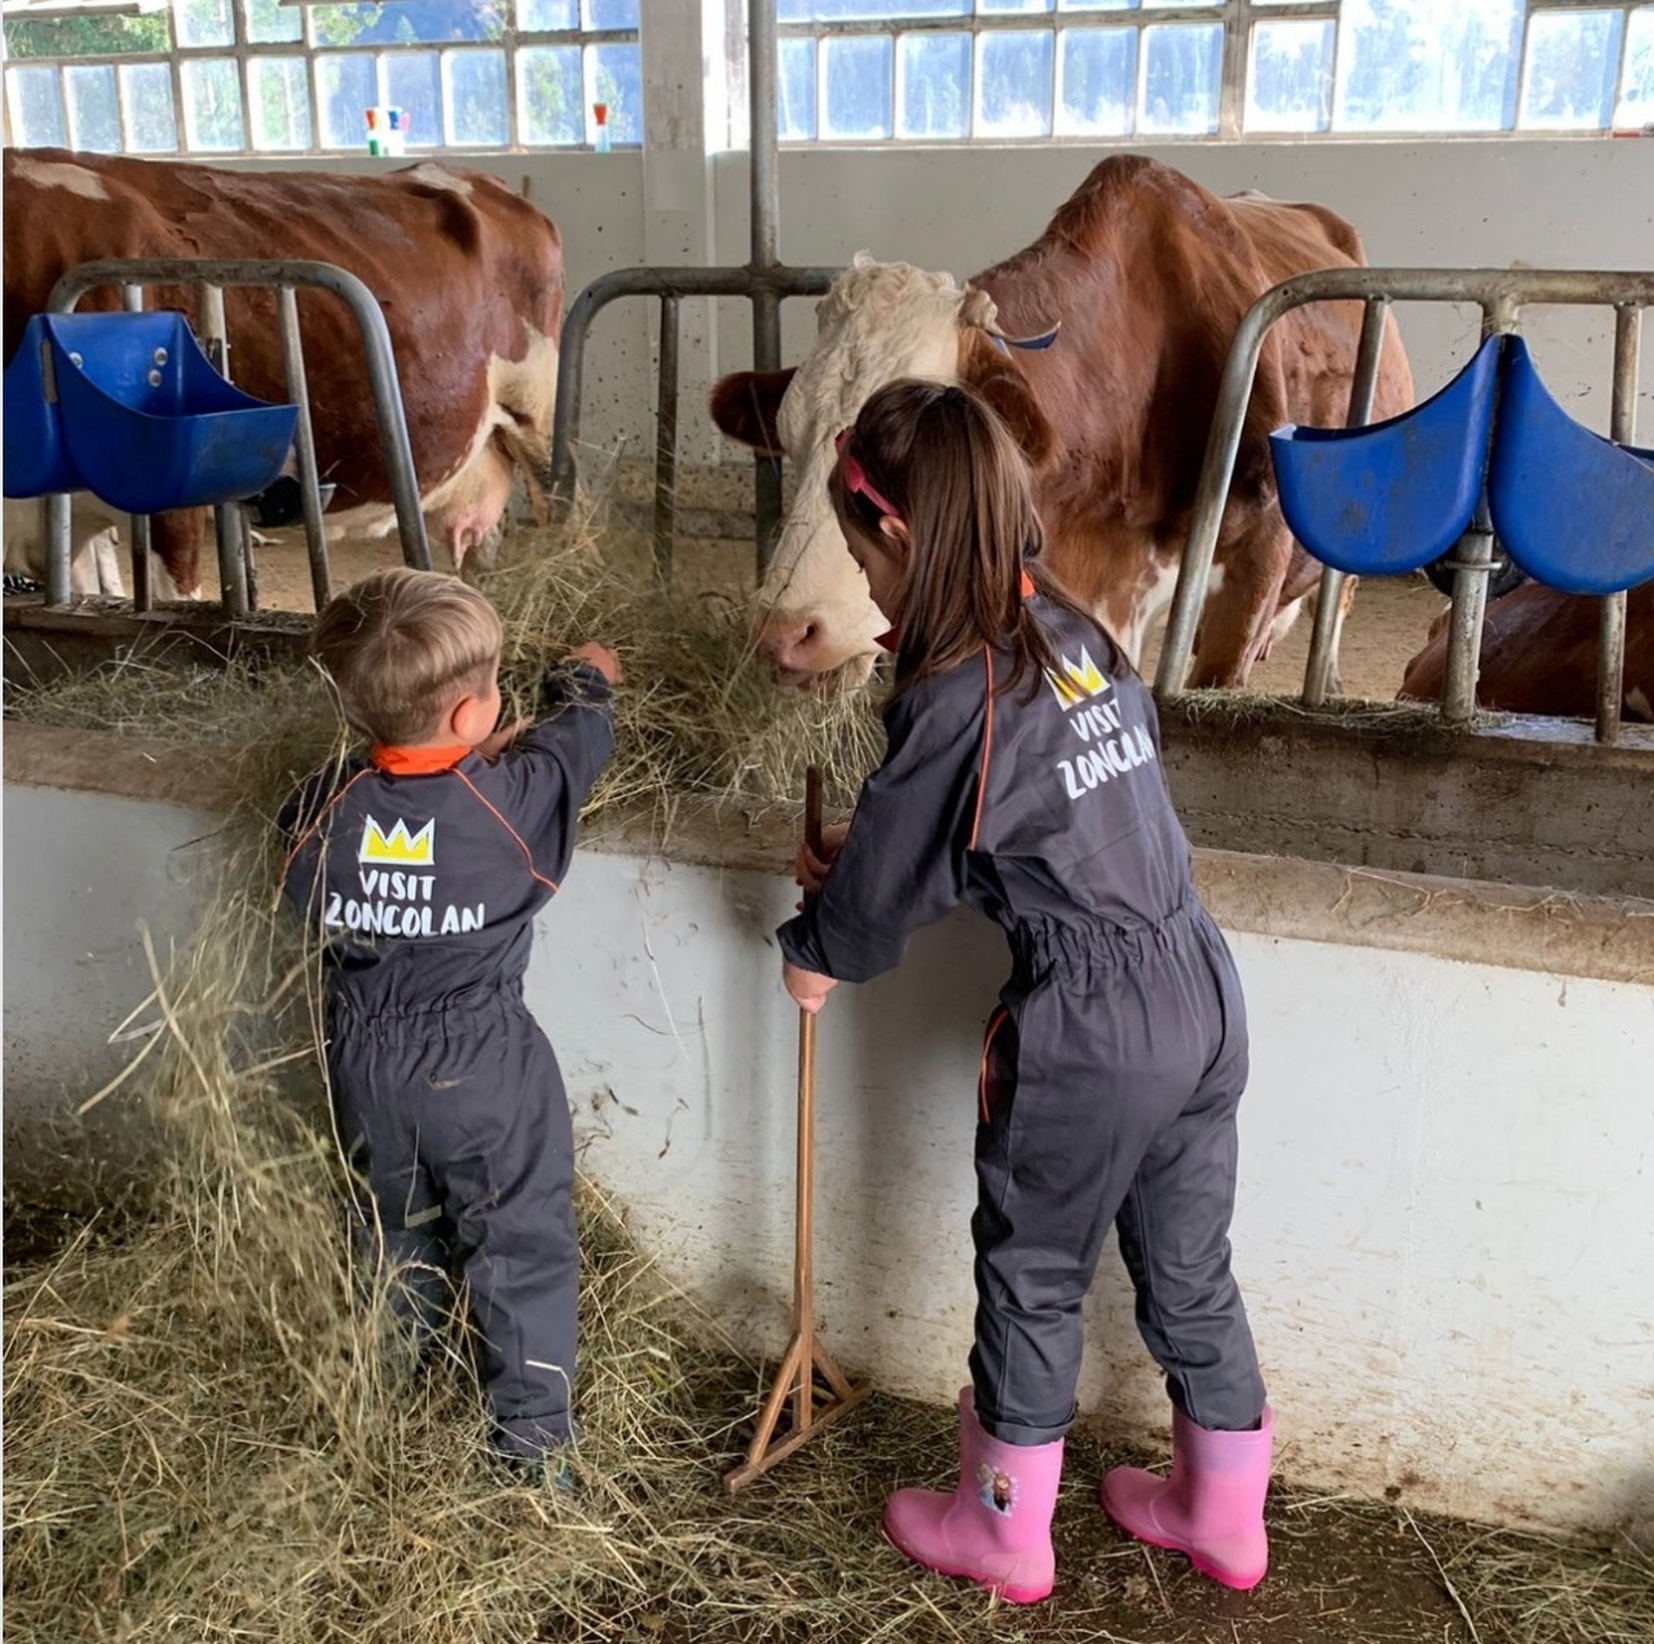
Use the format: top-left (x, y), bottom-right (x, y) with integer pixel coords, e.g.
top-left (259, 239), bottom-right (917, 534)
top-left (771, 652), bottom-right (878, 694)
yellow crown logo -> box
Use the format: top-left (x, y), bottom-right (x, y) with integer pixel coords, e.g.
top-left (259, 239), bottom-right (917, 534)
top-left (359, 816), bottom-right (435, 866)
top-left (1046, 646), bottom-right (1110, 709)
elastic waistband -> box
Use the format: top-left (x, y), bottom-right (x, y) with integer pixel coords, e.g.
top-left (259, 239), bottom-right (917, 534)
top-left (1009, 898), bottom-right (1200, 976)
top-left (329, 975), bottom-right (525, 1032)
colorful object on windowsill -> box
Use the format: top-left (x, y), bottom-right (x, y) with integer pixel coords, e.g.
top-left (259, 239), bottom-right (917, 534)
top-left (365, 107), bottom-right (406, 158)
top-left (593, 102), bottom-right (611, 152)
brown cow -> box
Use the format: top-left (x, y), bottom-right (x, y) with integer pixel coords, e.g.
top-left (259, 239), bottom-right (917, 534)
top-left (1399, 580), bottom-right (1654, 722)
top-left (710, 155), bottom-right (1412, 691)
top-left (3, 148), bottom-right (563, 596)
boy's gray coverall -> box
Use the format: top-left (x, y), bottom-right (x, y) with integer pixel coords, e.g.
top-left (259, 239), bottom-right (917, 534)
top-left (280, 663), bottom-right (612, 1459)
top-left (778, 598), bottom-right (1266, 1445)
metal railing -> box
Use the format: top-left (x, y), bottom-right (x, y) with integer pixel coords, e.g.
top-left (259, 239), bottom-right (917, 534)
top-left (1154, 266), bottom-right (1654, 743)
top-left (547, 0), bottom-right (839, 582)
top-left (43, 256), bottom-right (428, 615)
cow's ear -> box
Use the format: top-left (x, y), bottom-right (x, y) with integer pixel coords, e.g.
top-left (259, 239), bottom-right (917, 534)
top-left (960, 331), bottom-right (1057, 471)
top-left (709, 368), bottom-right (795, 456)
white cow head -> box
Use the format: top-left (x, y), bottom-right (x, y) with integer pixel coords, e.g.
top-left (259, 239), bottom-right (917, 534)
top-left (710, 254), bottom-right (1058, 689)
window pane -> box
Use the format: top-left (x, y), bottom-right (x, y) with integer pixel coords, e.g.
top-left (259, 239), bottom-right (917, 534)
top-left (1620, 6), bottom-right (1654, 126)
top-left (243, 0), bottom-right (302, 45)
top-left (384, 51), bottom-right (439, 145)
top-left (519, 0), bottom-right (577, 27)
top-left (584, 0), bottom-right (638, 26)
top-left (822, 33), bottom-right (893, 138)
top-left (1334, 0), bottom-right (1521, 133)
top-left (976, 27), bottom-right (1053, 135)
top-left (1138, 20), bottom-right (1219, 132)
top-left (778, 35), bottom-right (817, 137)
top-left (780, 2), bottom-right (968, 18)
top-left (1246, 15), bottom-right (1333, 132)
top-left (1519, 7), bottom-right (1622, 130)
top-left (316, 51), bottom-right (375, 146)
top-left (121, 60), bottom-right (178, 151)
top-left (518, 44), bottom-right (581, 140)
top-left (5, 14), bottom-right (170, 60)
top-left (1058, 0), bottom-right (1135, 10)
top-left (180, 57), bottom-right (244, 149)
top-left (1057, 25), bottom-right (1135, 134)
top-left (589, 39), bottom-right (640, 142)
top-left (1141, 0), bottom-right (1205, 8)
top-left (174, 0), bottom-right (234, 50)
top-left (897, 30), bottom-right (969, 137)
top-left (979, 0), bottom-right (1052, 12)
top-left (6, 65), bottom-right (67, 145)
top-left (310, 2), bottom-right (506, 50)
top-left (246, 55), bottom-right (312, 149)
top-left (64, 63), bottom-right (121, 151)
top-left (446, 47), bottom-right (508, 144)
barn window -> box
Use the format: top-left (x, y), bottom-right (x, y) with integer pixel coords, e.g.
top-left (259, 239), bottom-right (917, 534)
top-left (773, 1), bottom-right (1654, 141)
top-left (0, 0), bottom-right (640, 156)
top-left (1, 0), bottom-right (1645, 155)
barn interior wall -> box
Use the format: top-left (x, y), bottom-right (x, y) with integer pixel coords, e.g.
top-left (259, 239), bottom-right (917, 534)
top-left (222, 135), bottom-right (1653, 476)
top-left (6, 775), bottom-right (1651, 1544)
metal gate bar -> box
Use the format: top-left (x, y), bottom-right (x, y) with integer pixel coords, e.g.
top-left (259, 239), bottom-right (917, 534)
top-left (43, 255), bottom-right (429, 614)
top-left (1154, 266), bottom-right (1654, 743)
top-left (547, 0), bottom-right (841, 583)
top-left (549, 265), bottom-right (838, 579)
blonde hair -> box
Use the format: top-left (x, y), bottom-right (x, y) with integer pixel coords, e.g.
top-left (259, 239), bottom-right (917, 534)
top-left (311, 567), bottom-right (502, 746)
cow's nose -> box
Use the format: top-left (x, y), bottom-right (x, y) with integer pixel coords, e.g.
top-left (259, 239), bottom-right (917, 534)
top-left (759, 618), bottom-right (823, 675)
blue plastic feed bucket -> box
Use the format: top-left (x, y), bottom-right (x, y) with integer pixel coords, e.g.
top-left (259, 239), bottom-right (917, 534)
top-left (31, 312), bottom-right (297, 516)
top-left (1487, 336), bottom-right (1654, 596)
top-left (1269, 334), bottom-right (1501, 578)
top-left (4, 315), bottom-right (85, 498)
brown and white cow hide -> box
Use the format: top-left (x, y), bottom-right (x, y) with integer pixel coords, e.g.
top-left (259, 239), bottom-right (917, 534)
top-left (4, 149), bottom-right (563, 595)
top-left (710, 155), bottom-right (1412, 691)
top-left (1399, 579), bottom-right (1654, 723)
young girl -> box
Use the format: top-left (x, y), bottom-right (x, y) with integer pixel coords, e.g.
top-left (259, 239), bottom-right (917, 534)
top-left (777, 381), bottom-right (1272, 1605)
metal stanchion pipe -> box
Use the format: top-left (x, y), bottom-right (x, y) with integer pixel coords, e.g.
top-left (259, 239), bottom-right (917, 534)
top-left (277, 285), bottom-right (333, 611)
top-left (654, 294), bottom-right (681, 584)
top-left (122, 283), bottom-right (153, 613)
top-left (1301, 296), bottom-right (1392, 707)
top-left (1597, 304), bottom-right (1643, 743)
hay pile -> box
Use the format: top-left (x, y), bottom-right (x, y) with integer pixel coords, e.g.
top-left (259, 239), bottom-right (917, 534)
top-left (0, 832), bottom-right (902, 1643)
top-left (5, 511), bottom-right (885, 833)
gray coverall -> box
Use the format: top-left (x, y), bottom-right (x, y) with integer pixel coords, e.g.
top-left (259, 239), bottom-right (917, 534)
top-left (280, 662), bottom-right (613, 1460)
top-left (778, 597), bottom-right (1266, 1446)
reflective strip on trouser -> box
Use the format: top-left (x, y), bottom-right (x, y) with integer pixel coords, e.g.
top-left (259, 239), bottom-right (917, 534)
top-left (328, 990), bottom-right (578, 1460)
top-left (969, 905), bottom-right (1266, 1447)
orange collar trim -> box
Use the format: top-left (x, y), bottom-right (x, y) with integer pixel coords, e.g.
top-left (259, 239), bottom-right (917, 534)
top-left (370, 744), bottom-right (471, 775)
top-left (1020, 568), bottom-right (1035, 599)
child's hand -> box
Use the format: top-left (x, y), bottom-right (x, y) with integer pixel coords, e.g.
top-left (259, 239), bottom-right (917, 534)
top-left (569, 641), bottom-right (623, 684)
top-left (795, 820), bottom-right (850, 895)
top-left (783, 961), bottom-right (837, 1015)
top-left (478, 717), bottom-right (532, 761)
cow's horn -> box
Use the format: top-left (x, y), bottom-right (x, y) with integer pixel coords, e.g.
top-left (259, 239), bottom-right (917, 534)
top-left (994, 320), bottom-right (1062, 352)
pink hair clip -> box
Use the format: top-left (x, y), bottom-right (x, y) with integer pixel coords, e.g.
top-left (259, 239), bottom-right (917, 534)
top-left (835, 426), bottom-right (900, 521)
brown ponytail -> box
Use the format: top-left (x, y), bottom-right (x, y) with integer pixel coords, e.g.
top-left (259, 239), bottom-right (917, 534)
top-left (829, 379), bottom-right (1123, 700)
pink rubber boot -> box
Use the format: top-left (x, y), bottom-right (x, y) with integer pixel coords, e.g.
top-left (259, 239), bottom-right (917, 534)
top-left (883, 1386), bottom-right (1064, 1604)
top-left (1100, 1406), bottom-right (1274, 1591)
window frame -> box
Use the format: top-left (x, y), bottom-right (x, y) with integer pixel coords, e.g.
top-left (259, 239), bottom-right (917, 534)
top-left (773, 0), bottom-right (1654, 144)
top-left (0, 0), bottom-right (640, 156)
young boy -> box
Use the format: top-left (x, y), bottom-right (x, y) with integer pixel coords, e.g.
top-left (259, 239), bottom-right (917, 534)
top-left (278, 566), bottom-right (620, 1472)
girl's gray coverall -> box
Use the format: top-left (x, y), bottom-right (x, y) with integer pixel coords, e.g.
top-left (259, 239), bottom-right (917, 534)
top-left (778, 599), bottom-right (1266, 1444)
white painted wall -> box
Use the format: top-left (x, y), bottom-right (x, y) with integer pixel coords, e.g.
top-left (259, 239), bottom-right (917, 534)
top-left (228, 136), bottom-right (1654, 468)
top-left (6, 778), bottom-right (1651, 1540)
